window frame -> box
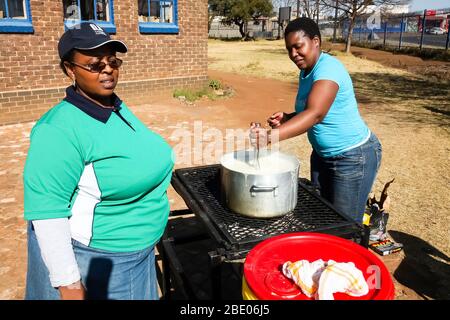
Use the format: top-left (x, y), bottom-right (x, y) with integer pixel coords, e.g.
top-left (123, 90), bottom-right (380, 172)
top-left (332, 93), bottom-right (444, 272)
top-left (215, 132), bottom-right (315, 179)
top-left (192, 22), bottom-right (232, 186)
top-left (138, 0), bottom-right (179, 34)
top-left (63, 0), bottom-right (116, 34)
top-left (0, 0), bottom-right (34, 33)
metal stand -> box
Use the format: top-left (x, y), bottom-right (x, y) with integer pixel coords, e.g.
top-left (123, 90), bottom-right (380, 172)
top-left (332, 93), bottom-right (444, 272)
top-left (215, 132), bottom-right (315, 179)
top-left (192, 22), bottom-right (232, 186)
top-left (157, 166), bottom-right (367, 300)
top-left (209, 250), bottom-right (224, 300)
top-left (156, 211), bottom-right (243, 300)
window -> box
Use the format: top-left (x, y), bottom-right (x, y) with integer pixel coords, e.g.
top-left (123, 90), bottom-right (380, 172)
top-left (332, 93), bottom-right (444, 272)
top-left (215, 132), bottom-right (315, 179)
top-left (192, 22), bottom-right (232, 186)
top-left (0, 0), bottom-right (34, 33)
top-left (138, 0), bottom-right (178, 34)
top-left (63, 0), bottom-right (116, 33)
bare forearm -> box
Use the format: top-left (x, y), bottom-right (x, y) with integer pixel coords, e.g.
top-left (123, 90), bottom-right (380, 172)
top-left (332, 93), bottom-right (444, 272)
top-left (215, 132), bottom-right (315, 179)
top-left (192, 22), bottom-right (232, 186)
top-left (275, 110), bottom-right (322, 142)
top-left (268, 80), bottom-right (337, 143)
top-left (286, 112), bottom-right (297, 120)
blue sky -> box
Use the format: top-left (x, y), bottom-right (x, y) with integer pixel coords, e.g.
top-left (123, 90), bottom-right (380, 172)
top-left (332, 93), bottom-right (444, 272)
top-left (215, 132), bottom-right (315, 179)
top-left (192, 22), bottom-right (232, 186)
top-left (410, 0), bottom-right (450, 11)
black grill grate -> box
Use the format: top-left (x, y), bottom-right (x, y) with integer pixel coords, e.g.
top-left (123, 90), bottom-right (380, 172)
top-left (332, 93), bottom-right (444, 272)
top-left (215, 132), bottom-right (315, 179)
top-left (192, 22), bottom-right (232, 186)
top-left (172, 165), bottom-right (363, 250)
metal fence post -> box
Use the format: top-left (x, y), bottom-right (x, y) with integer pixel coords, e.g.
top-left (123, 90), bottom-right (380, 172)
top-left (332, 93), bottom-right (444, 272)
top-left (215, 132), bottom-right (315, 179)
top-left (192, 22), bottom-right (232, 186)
top-left (419, 9), bottom-right (426, 50)
top-left (399, 15), bottom-right (404, 49)
top-left (383, 21), bottom-right (387, 48)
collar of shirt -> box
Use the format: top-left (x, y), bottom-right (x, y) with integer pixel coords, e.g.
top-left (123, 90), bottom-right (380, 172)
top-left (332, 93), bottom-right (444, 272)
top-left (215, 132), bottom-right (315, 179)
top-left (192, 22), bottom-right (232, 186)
top-left (63, 86), bottom-right (123, 123)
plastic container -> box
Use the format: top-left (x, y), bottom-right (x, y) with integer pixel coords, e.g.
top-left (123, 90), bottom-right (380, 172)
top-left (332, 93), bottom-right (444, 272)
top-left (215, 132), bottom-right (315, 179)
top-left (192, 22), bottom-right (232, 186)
top-left (243, 232), bottom-right (395, 300)
top-left (242, 277), bottom-right (259, 300)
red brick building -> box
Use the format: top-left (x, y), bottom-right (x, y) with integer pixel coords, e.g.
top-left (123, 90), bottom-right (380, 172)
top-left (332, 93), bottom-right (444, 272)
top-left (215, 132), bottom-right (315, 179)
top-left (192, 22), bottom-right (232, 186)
top-left (0, 0), bottom-right (208, 125)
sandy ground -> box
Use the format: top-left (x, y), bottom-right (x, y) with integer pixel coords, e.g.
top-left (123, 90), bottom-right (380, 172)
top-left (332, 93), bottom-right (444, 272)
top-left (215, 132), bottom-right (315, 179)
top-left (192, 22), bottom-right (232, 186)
top-left (0, 41), bottom-right (449, 300)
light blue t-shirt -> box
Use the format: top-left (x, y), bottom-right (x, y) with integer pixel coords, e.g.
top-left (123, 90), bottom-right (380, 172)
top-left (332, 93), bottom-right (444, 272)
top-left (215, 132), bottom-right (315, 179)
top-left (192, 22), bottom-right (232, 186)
top-left (295, 52), bottom-right (370, 158)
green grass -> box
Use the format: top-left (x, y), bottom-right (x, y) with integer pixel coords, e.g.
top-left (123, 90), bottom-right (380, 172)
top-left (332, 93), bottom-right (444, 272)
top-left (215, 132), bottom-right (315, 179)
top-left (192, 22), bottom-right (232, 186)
top-left (173, 87), bottom-right (213, 102)
top-left (173, 79), bottom-right (232, 103)
top-left (208, 39), bottom-right (298, 82)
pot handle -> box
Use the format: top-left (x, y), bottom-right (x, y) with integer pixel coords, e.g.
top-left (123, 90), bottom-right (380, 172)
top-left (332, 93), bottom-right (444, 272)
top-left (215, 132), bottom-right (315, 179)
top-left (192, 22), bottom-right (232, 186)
top-left (250, 185), bottom-right (278, 197)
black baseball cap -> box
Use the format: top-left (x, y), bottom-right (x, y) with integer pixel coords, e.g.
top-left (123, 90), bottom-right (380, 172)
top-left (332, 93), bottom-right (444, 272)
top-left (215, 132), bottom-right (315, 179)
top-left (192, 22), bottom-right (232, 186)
top-left (58, 22), bottom-right (128, 59)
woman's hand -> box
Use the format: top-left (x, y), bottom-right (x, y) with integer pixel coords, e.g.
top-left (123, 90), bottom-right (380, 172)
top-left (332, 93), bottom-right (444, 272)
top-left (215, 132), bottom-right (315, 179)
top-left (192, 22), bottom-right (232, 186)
top-left (267, 112), bottom-right (289, 128)
top-left (250, 122), bottom-right (270, 148)
top-left (59, 280), bottom-right (86, 300)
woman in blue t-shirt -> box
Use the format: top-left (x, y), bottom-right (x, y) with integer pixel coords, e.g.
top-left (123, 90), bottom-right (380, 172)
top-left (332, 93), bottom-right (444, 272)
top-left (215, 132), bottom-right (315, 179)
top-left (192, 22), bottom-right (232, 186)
top-left (251, 17), bottom-right (382, 224)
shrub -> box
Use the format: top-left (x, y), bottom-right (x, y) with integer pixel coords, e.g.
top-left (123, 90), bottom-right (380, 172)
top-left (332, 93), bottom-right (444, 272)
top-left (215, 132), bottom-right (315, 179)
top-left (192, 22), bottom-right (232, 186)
top-left (209, 79), bottom-right (222, 90)
top-left (173, 80), bottom-right (233, 104)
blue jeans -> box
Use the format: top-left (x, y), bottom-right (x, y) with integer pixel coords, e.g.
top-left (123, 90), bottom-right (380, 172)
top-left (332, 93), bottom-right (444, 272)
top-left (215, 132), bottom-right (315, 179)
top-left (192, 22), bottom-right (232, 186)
top-left (310, 133), bottom-right (382, 223)
top-left (25, 222), bottom-right (159, 300)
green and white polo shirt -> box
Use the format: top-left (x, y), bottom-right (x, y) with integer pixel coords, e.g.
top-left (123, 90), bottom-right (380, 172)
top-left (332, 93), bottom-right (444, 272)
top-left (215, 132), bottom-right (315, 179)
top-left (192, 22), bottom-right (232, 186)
top-left (24, 87), bottom-right (174, 252)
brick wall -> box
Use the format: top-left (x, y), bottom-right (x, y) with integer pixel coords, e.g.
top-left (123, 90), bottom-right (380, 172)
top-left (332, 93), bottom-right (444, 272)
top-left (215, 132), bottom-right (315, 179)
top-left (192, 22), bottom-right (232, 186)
top-left (0, 0), bottom-right (208, 125)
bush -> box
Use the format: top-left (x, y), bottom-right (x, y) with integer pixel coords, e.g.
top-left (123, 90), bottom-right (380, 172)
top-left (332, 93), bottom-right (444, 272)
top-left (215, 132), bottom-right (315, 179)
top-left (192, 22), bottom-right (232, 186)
top-left (173, 79), bottom-right (233, 104)
top-left (173, 88), bottom-right (206, 102)
top-left (208, 79), bottom-right (222, 90)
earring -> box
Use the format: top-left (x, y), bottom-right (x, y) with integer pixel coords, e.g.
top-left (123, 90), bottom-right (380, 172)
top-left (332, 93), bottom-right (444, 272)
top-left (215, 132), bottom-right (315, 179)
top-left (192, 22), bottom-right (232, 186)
top-left (72, 78), bottom-right (76, 88)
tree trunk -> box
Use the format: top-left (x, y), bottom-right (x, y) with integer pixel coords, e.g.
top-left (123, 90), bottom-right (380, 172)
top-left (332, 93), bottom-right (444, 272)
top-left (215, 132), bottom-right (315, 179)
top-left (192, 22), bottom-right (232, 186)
top-left (345, 1), bottom-right (360, 55)
top-left (244, 21), bottom-right (249, 40)
top-left (345, 17), bottom-right (356, 53)
top-left (316, 0), bottom-right (319, 24)
top-left (304, 0), bottom-right (311, 18)
top-left (208, 15), bottom-right (215, 32)
top-left (238, 21), bottom-right (245, 39)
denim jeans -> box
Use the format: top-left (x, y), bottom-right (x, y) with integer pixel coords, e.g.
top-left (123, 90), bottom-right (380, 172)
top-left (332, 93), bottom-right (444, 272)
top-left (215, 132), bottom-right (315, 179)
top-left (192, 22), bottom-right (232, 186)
top-left (310, 133), bottom-right (382, 224)
top-left (25, 222), bottom-right (159, 300)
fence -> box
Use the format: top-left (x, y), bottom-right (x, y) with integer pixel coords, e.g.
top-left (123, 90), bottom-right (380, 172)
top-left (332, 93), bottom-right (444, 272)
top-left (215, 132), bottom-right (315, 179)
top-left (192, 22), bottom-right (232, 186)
top-left (344, 9), bottom-right (450, 50)
top-left (209, 19), bottom-right (280, 39)
top-left (209, 9), bottom-right (450, 51)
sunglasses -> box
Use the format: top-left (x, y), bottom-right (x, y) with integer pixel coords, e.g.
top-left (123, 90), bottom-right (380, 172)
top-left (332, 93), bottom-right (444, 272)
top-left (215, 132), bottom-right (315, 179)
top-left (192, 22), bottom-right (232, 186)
top-left (70, 57), bottom-right (123, 73)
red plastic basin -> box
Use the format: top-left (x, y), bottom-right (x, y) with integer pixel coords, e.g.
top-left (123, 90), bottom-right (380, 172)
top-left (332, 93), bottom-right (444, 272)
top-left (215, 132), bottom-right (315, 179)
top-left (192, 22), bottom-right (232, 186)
top-left (243, 232), bottom-right (395, 300)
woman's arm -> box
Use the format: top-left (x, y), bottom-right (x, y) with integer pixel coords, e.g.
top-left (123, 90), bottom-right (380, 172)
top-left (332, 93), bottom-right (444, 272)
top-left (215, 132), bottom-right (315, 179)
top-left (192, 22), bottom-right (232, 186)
top-left (274, 80), bottom-right (338, 142)
top-left (24, 123), bottom-right (87, 299)
top-left (32, 218), bottom-right (86, 300)
top-left (267, 111), bottom-right (297, 128)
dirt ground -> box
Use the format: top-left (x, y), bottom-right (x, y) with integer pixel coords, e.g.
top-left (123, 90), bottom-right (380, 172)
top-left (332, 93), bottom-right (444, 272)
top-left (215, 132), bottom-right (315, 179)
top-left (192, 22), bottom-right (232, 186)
top-left (0, 43), bottom-right (448, 300)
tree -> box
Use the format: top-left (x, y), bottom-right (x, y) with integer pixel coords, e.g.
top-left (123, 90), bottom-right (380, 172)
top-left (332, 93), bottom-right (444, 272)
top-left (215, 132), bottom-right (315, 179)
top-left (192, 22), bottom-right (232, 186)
top-left (272, 0), bottom-right (297, 11)
top-left (209, 0), bottom-right (274, 39)
top-left (320, 0), bottom-right (411, 53)
top-left (298, 1), bottom-right (321, 20)
top-left (208, 0), bottom-right (226, 32)
top-left (272, 0), bottom-right (321, 20)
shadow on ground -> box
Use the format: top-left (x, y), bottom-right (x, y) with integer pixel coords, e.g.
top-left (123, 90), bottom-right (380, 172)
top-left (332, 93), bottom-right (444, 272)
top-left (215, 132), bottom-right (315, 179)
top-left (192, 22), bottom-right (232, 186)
top-left (389, 230), bottom-right (450, 300)
top-left (352, 72), bottom-right (450, 127)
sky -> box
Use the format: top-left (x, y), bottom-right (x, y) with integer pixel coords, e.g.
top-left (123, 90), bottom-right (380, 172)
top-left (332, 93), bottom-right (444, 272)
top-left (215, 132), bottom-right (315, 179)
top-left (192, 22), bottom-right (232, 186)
top-left (409, 0), bottom-right (450, 11)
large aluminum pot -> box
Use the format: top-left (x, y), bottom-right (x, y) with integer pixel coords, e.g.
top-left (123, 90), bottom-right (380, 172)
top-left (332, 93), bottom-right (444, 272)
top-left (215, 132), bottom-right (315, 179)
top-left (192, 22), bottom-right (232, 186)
top-left (220, 149), bottom-right (300, 218)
